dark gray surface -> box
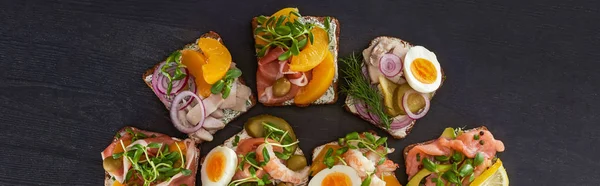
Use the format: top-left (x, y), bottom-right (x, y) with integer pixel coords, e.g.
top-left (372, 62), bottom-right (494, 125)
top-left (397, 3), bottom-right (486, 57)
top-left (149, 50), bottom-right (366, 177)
top-left (1, 0), bottom-right (599, 185)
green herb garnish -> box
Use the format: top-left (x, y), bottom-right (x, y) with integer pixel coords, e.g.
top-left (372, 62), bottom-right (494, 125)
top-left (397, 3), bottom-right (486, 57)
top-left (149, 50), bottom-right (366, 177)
top-left (160, 50), bottom-right (187, 95)
top-left (340, 53), bottom-right (392, 129)
top-left (323, 132), bottom-right (388, 169)
top-left (473, 134), bottom-right (480, 140)
top-left (254, 11), bottom-right (316, 60)
top-left (233, 135), bottom-right (240, 146)
top-left (116, 140), bottom-right (189, 186)
top-left (211, 68), bottom-right (242, 98)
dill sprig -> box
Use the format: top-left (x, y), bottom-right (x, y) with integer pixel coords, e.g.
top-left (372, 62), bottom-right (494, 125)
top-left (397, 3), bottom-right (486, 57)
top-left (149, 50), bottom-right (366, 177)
top-left (340, 53), bottom-right (391, 129)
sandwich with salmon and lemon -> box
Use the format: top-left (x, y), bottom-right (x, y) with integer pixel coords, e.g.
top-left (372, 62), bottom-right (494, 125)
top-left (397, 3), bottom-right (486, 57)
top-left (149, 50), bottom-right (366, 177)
top-left (142, 31), bottom-right (255, 144)
top-left (252, 8), bottom-right (340, 107)
top-left (199, 114), bottom-right (311, 186)
top-left (307, 131), bottom-right (403, 186)
top-left (404, 127), bottom-right (508, 186)
top-left (342, 36), bottom-right (445, 138)
top-left (101, 127), bottom-right (200, 186)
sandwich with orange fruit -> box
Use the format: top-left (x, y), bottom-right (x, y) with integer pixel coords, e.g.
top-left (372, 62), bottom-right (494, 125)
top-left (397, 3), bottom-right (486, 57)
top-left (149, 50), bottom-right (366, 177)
top-left (308, 131), bottom-right (402, 186)
top-left (342, 36), bottom-right (445, 138)
top-left (200, 114), bottom-right (311, 186)
top-left (252, 8), bottom-right (340, 106)
top-left (404, 127), bottom-right (508, 186)
top-left (143, 31), bottom-right (255, 143)
top-left (101, 127), bottom-right (200, 186)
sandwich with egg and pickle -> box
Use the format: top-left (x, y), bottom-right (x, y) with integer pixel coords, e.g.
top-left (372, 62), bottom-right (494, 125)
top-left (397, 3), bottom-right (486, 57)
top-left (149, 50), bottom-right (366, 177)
top-left (252, 8), bottom-right (340, 107)
top-left (342, 36), bottom-right (445, 138)
top-left (101, 127), bottom-right (200, 186)
top-left (200, 114), bottom-right (311, 186)
top-left (307, 131), bottom-right (402, 186)
top-left (404, 127), bottom-right (508, 186)
top-left (142, 31), bottom-right (255, 144)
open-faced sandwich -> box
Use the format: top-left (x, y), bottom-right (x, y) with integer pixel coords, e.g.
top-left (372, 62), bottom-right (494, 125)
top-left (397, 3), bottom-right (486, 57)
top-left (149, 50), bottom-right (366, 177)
top-left (101, 127), bottom-right (200, 186)
top-left (404, 127), bottom-right (508, 186)
top-left (199, 114), bottom-right (311, 186)
top-left (143, 31), bottom-right (255, 143)
top-left (342, 36), bottom-right (445, 138)
top-left (252, 8), bottom-right (340, 106)
top-left (308, 131), bottom-right (403, 186)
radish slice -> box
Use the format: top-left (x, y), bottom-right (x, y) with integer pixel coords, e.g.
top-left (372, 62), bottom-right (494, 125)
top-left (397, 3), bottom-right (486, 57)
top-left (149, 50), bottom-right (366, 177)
top-left (379, 53), bottom-right (402, 77)
top-left (402, 90), bottom-right (431, 119)
top-left (289, 73), bottom-right (308, 86)
top-left (390, 115), bottom-right (413, 130)
top-left (170, 91), bottom-right (205, 134)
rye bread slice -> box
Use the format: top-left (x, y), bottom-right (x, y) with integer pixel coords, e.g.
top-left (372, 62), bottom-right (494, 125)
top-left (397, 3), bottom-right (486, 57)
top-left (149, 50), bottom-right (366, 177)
top-left (200, 126), bottom-right (309, 186)
top-left (141, 31), bottom-right (256, 143)
top-left (343, 36), bottom-right (446, 139)
top-left (251, 16), bottom-right (340, 107)
top-left (103, 127), bottom-right (201, 186)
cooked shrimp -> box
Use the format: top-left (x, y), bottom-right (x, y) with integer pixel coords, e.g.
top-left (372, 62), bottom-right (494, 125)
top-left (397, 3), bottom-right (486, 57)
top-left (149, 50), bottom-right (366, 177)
top-left (256, 144), bottom-right (309, 184)
top-left (343, 149), bottom-right (376, 178)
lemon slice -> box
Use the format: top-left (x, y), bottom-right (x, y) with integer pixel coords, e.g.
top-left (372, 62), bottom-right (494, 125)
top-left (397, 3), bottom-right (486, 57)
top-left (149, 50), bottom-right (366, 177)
top-left (470, 159), bottom-right (509, 186)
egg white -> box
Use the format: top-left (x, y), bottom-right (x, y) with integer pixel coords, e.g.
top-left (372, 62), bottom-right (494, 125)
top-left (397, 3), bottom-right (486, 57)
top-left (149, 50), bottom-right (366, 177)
top-left (201, 146), bottom-right (238, 186)
top-left (403, 46), bottom-right (442, 93)
top-left (308, 165), bottom-right (362, 186)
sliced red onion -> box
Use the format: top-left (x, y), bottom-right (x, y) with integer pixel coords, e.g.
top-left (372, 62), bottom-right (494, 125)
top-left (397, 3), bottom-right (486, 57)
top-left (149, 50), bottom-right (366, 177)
top-left (362, 64), bottom-right (369, 79)
top-left (289, 73), bottom-right (308, 86)
top-left (153, 62), bottom-right (189, 95)
top-left (170, 91), bottom-right (205, 134)
top-left (390, 115), bottom-right (414, 130)
top-left (279, 60), bottom-right (297, 75)
top-left (354, 102), bottom-right (373, 122)
top-left (379, 53), bottom-right (402, 77)
top-left (402, 90), bottom-right (431, 119)
top-left (177, 77), bottom-right (197, 110)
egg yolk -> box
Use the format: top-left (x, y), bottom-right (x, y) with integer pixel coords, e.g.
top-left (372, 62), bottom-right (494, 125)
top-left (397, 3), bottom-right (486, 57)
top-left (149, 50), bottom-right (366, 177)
top-left (206, 151), bottom-right (226, 182)
top-left (410, 58), bottom-right (437, 84)
top-left (321, 172), bottom-right (352, 186)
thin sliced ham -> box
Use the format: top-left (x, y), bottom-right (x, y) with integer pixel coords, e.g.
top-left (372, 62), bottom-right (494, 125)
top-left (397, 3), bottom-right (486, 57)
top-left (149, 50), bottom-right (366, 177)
top-left (155, 139), bottom-right (199, 186)
top-left (202, 93), bottom-right (224, 116)
top-left (259, 47), bottom-right (285, 65)
top-left (203, 117), bottom-right (225, 130)
top-left (232, 97), bottom-right (248, 112)
top-left (190, 128), bottom-right (213, 142)
top-left (236, 83), bottom-right (251, 99)
top-left (210, 109), bottom-right (224, 118)
top-left (259, 84), bottom-right (300, 105)
top-left (220, 82), bottom-right (237, 109)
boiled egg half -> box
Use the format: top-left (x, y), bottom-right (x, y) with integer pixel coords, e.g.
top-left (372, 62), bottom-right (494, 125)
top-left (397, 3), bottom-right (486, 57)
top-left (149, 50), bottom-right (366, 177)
top-left (403, 46), bottom-right (442, 93)
top-left (201, 146), bottom-right (237, 186)
top-left (308, 165), bottom-right (362, 186)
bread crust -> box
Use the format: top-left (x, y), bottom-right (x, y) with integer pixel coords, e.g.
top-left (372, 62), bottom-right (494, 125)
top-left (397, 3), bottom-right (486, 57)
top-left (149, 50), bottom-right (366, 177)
top-left (343, 36), bottom-right (446, 139)
top-left (251, 16), bottom-right (340, 107)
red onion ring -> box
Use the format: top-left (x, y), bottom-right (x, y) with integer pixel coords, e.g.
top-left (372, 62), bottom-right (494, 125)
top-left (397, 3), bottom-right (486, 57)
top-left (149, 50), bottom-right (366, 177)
top-left (390, 115), bottom-right (414, 130)
top-left (177, 77), bottom-right (197, 111)
top-left (152, 62), bottom-right (189, 95)
top-left (402, 90), bottom-right (431, 119)
top-left (170, 90), bottom-right (205, 134)
top-left (379, 53), bottom-right (402, 77)
top-left (354, 102), bottom-right (374, 123)
top-left (289, 73), bottom-right (308, 86)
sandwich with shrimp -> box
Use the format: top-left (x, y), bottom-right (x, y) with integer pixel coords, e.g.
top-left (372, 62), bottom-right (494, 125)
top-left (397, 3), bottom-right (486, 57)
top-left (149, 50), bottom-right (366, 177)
top-left (101, 127), bottom-right (200, 186)
top-left (404, 127), bottom-right (508, 186)
top-left (252, 8), bottom-right (340, 107)
top-left (342, 36), bottom-right (445, 138)
top-left (307, 131), bottom-right (402, 186)
top-left (142, 31), bottom-right (255, 143)
top-left (200, 114), bottom-right (311, 186)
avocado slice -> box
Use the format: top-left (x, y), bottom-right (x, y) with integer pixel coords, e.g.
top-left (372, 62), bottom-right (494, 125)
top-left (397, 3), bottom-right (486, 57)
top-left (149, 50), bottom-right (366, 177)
top-left (440, 127), bottom-right (457, 139)
top-left (407, 164), bottom-right (452, 186)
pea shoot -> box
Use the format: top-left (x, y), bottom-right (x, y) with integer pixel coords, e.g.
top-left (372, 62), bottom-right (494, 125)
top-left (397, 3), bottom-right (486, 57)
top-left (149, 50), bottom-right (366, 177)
top-left (254, 11), bottom-right (316, 60)
top-left (211, 68), bottom-right (243, 98)
top-left (160, 50), bottom-right (187, 95)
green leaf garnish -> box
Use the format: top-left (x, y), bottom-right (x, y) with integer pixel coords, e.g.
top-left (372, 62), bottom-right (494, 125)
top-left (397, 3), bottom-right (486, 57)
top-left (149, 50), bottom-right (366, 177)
top-left (423, 158), bottom-right (437, 172)
top-left (233, 135), bottom-right (240, 146)
top-left (211, 80), bottom-right (225, 94)
top-left (474, 152), bottom-right (484, 166)
top-left (340, 53), bottom-right (392, 128)
top-left (361, 173), bottom-right (372, 186)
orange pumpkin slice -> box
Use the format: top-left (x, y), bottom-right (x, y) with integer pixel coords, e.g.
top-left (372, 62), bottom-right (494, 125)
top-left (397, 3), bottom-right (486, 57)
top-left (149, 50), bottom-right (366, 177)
top-left (289, 27), bottom-right (329, 72)
top-left (294, 51), bottom-right (335, 105)
top-left (198, 38), bottom-right (232, 84)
